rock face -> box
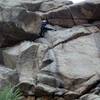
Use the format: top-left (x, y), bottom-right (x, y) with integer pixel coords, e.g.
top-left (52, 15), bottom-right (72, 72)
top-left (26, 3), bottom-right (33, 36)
top-left (0, 9), bottom-right (42, 47)
top-left (0, 65), bottom-right (18, 89)
top-left (2, 40), bottom-right (61, 95)
top-left (42, 2), bottom-right (100, 27)
top-left (42, 24), bottom-right (100, 97)
top-left (3, 41), bottom-right (48, 95)
top-left (0, 0), bottom-right (72, 12)
top-left (0, 0), bottom-right (72, 47)
top-left (47, 26), bottom-right (100, 94)
top-left (0, 0), bottom-right (100, 100)
top-left (3, 24), bottom-right (100, 98)
top-left (0, 1), bottom-right (42, 47)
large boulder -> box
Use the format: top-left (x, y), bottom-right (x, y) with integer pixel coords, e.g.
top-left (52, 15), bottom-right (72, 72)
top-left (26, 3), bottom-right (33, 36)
top-left (3, 41), bottom-right (48, 95)
top-left (0, 11), bottom-right (42, 47)
top-left (42, 2), bottom-right (100, 27)
top-left (0, 0), bottom-right (72, 12)
top-left (42, 6), bottom-right (75, 27)
top-left (3, 41), bottom-right (48, 81)
top-left (1, 1), bottom-right (100, 98)
top-left (44, 25), bottom-right (92, 46)
top-left (42, 24), bottom-right (100, 96)
top-left (0, 0), bottom-right (42, 47)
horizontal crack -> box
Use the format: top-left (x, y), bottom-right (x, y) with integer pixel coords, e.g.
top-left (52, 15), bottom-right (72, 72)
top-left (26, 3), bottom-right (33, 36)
top-left (50, 32), bottom-right (91, 50)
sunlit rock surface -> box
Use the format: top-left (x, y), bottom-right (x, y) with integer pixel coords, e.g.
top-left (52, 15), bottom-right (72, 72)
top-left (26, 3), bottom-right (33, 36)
top-left (0, 0), bottom-right (100, 100)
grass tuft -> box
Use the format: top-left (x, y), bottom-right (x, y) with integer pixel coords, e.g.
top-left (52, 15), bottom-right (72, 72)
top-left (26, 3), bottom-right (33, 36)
top-left (0, 85), bottom-right (23, 100)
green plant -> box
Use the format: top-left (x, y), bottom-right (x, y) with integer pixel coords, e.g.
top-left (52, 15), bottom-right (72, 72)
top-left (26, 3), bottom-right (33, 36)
top-left (0, 85), bottom-right (23, 100)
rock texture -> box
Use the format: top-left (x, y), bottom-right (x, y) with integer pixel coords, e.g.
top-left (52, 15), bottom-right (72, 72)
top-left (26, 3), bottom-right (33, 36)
top-left (0, 1), bottom-right (42, 47)
top-left (0, 65), bottom-right (18, 89)
top-left (0, 0), bottom-right (72, 47)
top-left (42, 2), bottom-right (100, 27)
top-left (0, 0), bottom-right (100, 100)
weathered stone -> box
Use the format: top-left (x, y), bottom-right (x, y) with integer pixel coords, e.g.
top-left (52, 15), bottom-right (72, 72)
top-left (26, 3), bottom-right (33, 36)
top-left (45, 25), bottom-right (92, 47)
top-left (75, 74), bottom-right (100, 95)
top-left (42, 2), bottom-right (100, 27)
top-left (0, 0), bottom-right (44, 8)
top-left (53, 32), bottom-right (100, 93)
top-left (0, 7), bottom-right (42, 33)
top-left (43, 24), bottom-right (100, 96)
top-left (0, 65), bottom-right (18, 89)
top-left (35, 83), bottom-right (57, 96)
top-left (54, 89), bottom-right (67, 96)
top-left (42, 7), bottom-right (75, 27)
top-left (64, 91), bottom-right (79, 100)
top-left (3, 41), bottom-right (48, 95)
top-left (80, 94), bottom-right (100, 100)
top-left (36, 73), bottom-right (63, 88)
top-left (0, 0), bottom-right (72, 12)
top-left (39, 0), bottom-right (72, 12)
top-left (3, 41), bottom-right (35, 69)
top-left (69, 2), bottom-right (93, 25)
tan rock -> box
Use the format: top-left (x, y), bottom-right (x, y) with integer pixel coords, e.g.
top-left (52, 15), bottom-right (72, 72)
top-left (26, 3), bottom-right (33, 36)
top-left (3, 41), bottom-right (48, 94)
top-left (42, 2), bottom-right (100, 27)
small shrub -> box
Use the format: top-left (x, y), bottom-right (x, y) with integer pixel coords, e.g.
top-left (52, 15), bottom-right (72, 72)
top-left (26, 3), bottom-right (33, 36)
top-left (0, 85), bottom-right (23, 100)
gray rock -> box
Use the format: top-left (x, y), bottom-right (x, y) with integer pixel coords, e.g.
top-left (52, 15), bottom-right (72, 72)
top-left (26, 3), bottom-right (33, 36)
top-left (80, 94), bottom-right (100, 100)
top-left (64, 91), bottom-right (79, 100)
top-left (3, 41), bottom-right (36, 69)
top-left (36, 73), bottom-right (64, 88)
top-left (39, 0), bottom-right (72, 12)
top-left (35, 83), bottom-right (57, 96)
top-left (52, 31), bottom-right (100, 94)
top-left (0, 0), bottom-right (72, 47)
top-left (15, 24), bottom-right (100, 96)
top-left (44, 25), bottom-right (92, 47)
top-left (3, 41), bottom-right (49, 95)
top-left (43, 24), bottom-right (100, 96)
top-left (0, 65), bottom-right (18, 89)
top-left (0, 1), bottom-right (42, 47)
top-left (42, 6), bottom-right (75, 27)
top-left (0, 0), bottom-right (72, 12)
top-left (3, 41), bottom-right (48, 83)
top-left (1, 1), bottom-right (100, 98)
